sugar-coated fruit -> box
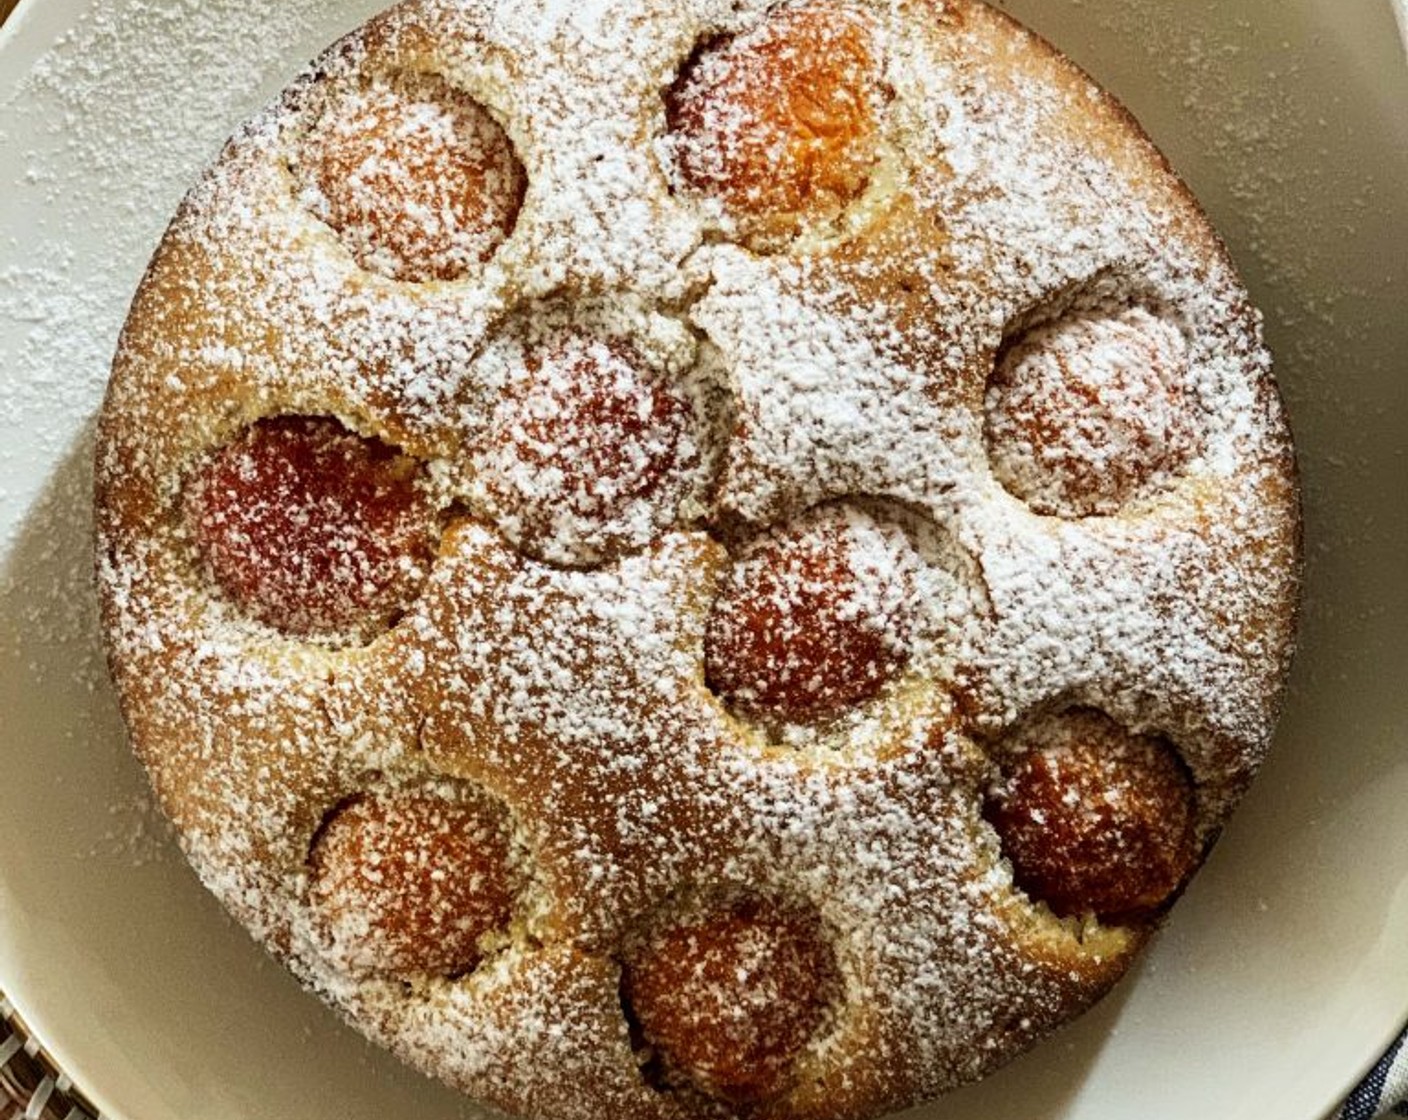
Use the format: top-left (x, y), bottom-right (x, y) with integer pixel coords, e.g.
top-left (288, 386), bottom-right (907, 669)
top-left (307, 789), bottom-right (515, 976)
top-left (302, 73), bottom-right (525, 281)
top-left (984, 708), bottom-right (1197, 922)
top-left (622, 895), bottom-right (838, 1103)
top-left (984, 305), bottom-right (1196, 517)
top-left (478, 332), bottom-right (696, 565)
top-left (705, 510), bottom-right (913, 722)
top-left (666, 1), bottom-right (883, 234)
top-left (189, 415), bottom-right (437, 639)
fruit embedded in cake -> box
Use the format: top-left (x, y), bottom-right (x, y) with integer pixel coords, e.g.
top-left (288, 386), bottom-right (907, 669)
top-left (984, 305), bottom-right (1197, 517)
top-left (665, 0), bottom-right (885, 235)
top-left (300, 72), bottom-right (525, 281)
top-left (188, 415), bottom-right (438, 639)
top-left (307, 788), bottom-right (516, 977)
top-left (94, 0), bottom-right (1303, 1113)
top-left (983, 709), bottom-right (1198, 922)
top-left (477, 332), bottom-right (698, 565)
top-left (621, 896), bottom-right (839, 1103)
top-left (705, 508), bottom-right (914, 723)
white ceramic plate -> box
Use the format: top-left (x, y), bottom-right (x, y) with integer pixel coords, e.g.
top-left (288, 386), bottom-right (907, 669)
top-left (1, 2), bottom-right (1405, 1118)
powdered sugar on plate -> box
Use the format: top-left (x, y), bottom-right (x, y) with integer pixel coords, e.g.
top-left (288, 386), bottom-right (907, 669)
top-left (6, 0), bottom-right (1301, 1116)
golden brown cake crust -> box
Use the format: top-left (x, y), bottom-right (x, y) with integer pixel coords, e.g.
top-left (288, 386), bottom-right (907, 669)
top-left (94, 2), bottom-right (1301, 1118)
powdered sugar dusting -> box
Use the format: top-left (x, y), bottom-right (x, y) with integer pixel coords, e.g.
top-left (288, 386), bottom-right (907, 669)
top-left (297, 70), bottom-right (527, 282)
top-left (81, 0), bottom-right (1299, 1117)
top-left (984, 305), bottom-right (1195, 517)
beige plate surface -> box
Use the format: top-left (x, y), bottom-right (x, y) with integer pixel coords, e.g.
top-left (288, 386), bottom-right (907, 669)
top-left (1, 1), bottom-right (1406, 1118)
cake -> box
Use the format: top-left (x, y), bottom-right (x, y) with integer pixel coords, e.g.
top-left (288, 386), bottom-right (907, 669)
top-left (93, 0), bottom-right (1302, 1116)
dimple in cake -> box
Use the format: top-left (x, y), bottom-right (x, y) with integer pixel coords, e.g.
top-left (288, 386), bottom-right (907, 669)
top-left (94, 1), bottom-right (1301, 1118)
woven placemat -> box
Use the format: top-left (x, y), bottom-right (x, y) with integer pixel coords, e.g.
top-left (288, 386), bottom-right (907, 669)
top-left (0, 997), bottom-right (99, 1120)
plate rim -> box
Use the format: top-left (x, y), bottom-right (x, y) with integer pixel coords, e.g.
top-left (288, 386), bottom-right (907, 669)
top-left (0, 1), bottom-right (1405, 1118)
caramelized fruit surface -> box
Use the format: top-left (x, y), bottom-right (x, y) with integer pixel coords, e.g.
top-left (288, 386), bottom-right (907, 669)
top-left (622, 896), bottom-right (838, 1103)
top-left (984, 709), bottom-right (1197, 921)
top-left (189, 416), bottom-right (438, 639)
top-left (984, 306), bottom-right (1195, 517)
top-left (308, 789), bottom-right (515, 976)
top-left (705, 510), bottom-right (914, 723)
top-left (666, 1), bottom-right (884, 236)
top-left (477, 332), bottom-right (698, 565)
top-left (302, 73), bottom-right (525, 281)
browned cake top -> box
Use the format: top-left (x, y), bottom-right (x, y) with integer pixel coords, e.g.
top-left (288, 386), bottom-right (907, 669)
top-left (94, 1), bottom-right (1301, 1117)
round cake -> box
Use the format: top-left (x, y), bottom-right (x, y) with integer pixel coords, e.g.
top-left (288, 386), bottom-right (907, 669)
top-left (93, 0), bottom-right (1302, 1117)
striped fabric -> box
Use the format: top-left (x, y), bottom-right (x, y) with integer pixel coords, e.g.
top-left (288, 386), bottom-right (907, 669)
top-left (1338, 1029), bottom-right (1408, 1120)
